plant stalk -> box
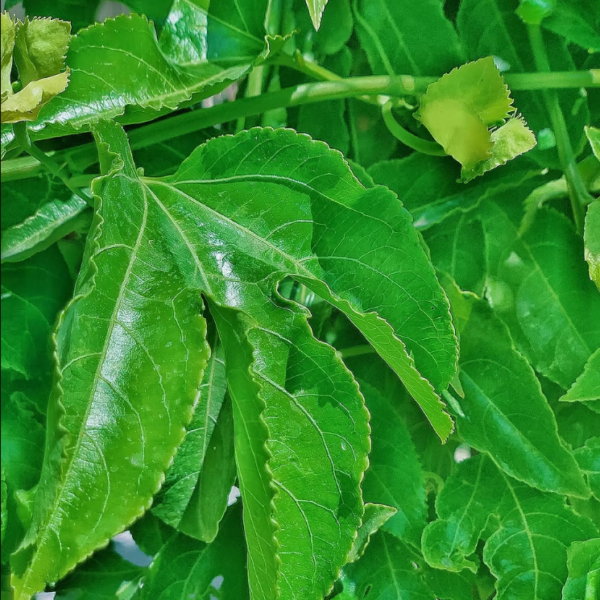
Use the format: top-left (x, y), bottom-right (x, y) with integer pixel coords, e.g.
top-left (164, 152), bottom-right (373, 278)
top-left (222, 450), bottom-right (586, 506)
top-left (2, 68), bottom-right (599, 182)
top-left (527, 25), bottom-right (591, 233)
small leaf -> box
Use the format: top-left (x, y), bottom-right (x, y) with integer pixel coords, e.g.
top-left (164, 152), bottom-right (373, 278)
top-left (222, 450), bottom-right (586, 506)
top-left (461, 116), bottom-right (536, 182)
top-left (13, 17), bottom-right (70, 85)
top-left (305, 0), bottom-right (329, 30)
top-left (516, 0), bottom-right (555, 25)
top-left (346, 503), bottom-right (397, 563)
top-left (452, 294), bottom-right (590, 498)
top-left (560, 349), bottom-right (600, 415)
top-left (561, 539), bottom-right (600, 600)
top-left (1, 13), bottom-right (16, 101)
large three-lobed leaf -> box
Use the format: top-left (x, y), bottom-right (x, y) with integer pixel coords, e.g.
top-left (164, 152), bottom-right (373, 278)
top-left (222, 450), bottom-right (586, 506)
top-left (12, 123), bottom-right (457, 598)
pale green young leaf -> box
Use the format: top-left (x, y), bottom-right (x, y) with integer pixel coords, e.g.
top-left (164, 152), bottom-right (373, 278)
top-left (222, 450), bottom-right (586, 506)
top-left (461, 116), bottom-right (536, 182)
top-left (150, 329), bottom-right (229, 537)
top-left (11, 122), bottom-right (212, 598)
top-left (585, 200), bottom-right (600, 290)
top-left (141, 503), bottom-right (249, 600)
top-left (13, 17), bottom-right (70, 85)
top-left (561, 539), bottom-right (600, 600)
top-left (453, 295), bottom-right (589, 498)
top-left (360, 380), bottom-right (428, 546)
top-left (457, 0), bottom-right (588, 170)
top-left (353, 0), bottom-right (463, 76)
top-left (423, 454), bottom-right (598, 600)
top-left (305, 0), bottom-right (330, 30)
top-left (346, 503), bottom-right (397, 563)
top-left (1, 13), bottom-right (16, 101)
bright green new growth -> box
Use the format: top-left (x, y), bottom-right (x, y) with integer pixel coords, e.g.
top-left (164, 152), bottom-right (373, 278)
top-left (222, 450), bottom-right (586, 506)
top-left (415, 57), bottom-right (536, 181)
top-left (1, 14), bottom-right (70, 123)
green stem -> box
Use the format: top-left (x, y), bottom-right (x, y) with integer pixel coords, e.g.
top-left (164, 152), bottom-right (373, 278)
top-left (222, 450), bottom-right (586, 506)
top-left (12, 122), bottom-right (91, 205)
top-left (382, 100), bottom-right (446, 156)
top-left (337, 345), bottom-right (376, 359)
top-left (527, 25), bottom-right (590, 233)
top-left (2, 68), bottom-right (599, 182)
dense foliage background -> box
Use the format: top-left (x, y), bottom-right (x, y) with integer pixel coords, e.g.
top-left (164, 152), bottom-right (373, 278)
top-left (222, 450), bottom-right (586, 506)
top-left (1, 0), bottom-right (599, 599)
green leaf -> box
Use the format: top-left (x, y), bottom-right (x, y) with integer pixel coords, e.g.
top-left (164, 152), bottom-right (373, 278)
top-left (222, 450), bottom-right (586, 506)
top-left (353, 0), bottom-right (463, 76)
top-left (560, 349), bottom-right (600, 416)
top-left (415, 57), bottom-right (535, 179)
top-left (305, 0), bottom-right (330, 30)
top-left (346, 503), bottom-right (397, 563)
top-left (1, 245), bottom-right (72, 381)
top-left (1, 13), bottom-right (16, 101)
top-left (452, 295), bottom-right (589, 498)
top-left (368, 153), bottom-right (541, 229)
top-left (178, 394), bottom-right (236, 543)
top-left (1, 194), bottom-right (90, 264)
top-left (422, 454), bottom-right (598, 600)
top-left (587, 125), bottom-right (600, 161)
top-left (457, 0), bottom-right (589, 170)
top-left (574, 438), bottom-right (600, 501)
top-left (10, 122), bottom-right (212, 598)
top-left (151, 328), bottom-right (231, 541)
top-left (585, 199), bottom-right (600, 290)
top-left (516, 0), bottom-right (555, 25)
top-left (141, 503), bottom-right (249, 600)
top-left (342, 530), bottom-right (436, 600)
top-left (1, 469), bottom-right (6, 546)
top-left (13, 17), bottom-right (71, 86)
top-left (561, 539), bottom-right (600, 600)
top-left (489, 208), bottom-right (600, 389)
top-left (22, 0), bottom-right (101, 32)
top-left (543, 0), bottom-right (600, 52)
top-left (54, 546), bottom-right (143, 600)
top-left (24, 6), bottom-right (261, 139)
top-left (360, 380), bottom-right (427, 546)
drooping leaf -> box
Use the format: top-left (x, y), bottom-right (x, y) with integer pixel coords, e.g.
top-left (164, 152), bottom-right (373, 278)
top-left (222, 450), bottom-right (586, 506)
top-left (151, 328), bottom-right (231, 541)
top-left (353, 0), bottom-right (463, 76)
top-left (359, 380), bottom-right (428, 546)
top-left (11, 122), bottom-right (212, 598)
top-left (489, 208), bottom-right (600, 389)
top-left (53, 546), bottom-right (143, 600)
top-left (422, 454), bottom-right (598, 600)
top-left (368, 153), bottom-right (542, 229)
top-left (346, 503), bottom-right (397, 563)
top-left (560, 349), bottom-right (600, 416)
top-left (141, 502), bottom-right (249, 600)
top-left (561, 539), bottom-right (600, 600)
top-left (457, 0), bottom-right (589, 170)
top-left (1, 194), bottom-right (90, 263)
top-left (451, 294), bottom-right (589, 498)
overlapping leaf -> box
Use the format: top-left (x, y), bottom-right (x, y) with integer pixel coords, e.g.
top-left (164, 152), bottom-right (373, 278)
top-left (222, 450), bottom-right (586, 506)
top-left (561, 539), bottom-right (600, 600)
top-left (422, 454), bottom-right (598, 600)
top-left (450, 294), bottom-right (589, 497)
top-left (353, 0), bottom-right (463, 76)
